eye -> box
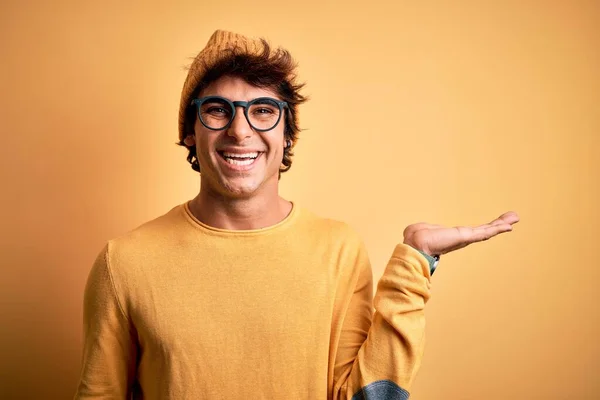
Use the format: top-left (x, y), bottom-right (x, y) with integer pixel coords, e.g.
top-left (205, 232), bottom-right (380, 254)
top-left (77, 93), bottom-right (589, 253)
top-left (249, 99), bottom-right (279, 118)
top-left (201, 101), bottom-right (232, 119)
top-left (253, 107), bottom-right (274, 114)
top-left (206, 106), bottom-right (228, 115)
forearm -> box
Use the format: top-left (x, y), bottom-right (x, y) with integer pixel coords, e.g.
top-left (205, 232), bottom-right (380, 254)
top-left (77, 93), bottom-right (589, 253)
top-left (333, 244), bottom-right (431, 399)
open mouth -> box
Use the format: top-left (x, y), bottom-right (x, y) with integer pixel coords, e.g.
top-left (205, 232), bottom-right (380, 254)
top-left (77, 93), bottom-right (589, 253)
top-left (217, 151), bottom-right (261, 167)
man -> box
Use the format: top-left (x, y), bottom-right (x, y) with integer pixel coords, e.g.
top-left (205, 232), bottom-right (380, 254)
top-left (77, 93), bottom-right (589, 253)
top-left (74, 30), bottom-right (519, 399)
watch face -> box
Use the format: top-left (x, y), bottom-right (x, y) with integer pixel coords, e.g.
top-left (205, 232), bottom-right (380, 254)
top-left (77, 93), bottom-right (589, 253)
top-left (431, 255), bottom-right (440, 275)
top-left (416, 249), bottom-right (439, 275)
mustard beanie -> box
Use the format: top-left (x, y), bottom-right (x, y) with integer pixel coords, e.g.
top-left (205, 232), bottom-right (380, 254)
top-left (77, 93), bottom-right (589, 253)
top-left (178, 30), bottom-right (295, 142)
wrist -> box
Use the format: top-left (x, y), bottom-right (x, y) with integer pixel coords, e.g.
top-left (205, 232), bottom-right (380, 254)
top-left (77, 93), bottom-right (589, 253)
top-left (415, 250), bottom-right (440, 275)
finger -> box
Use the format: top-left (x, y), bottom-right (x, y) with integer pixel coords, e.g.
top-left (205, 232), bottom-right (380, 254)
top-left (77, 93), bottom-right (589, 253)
top-left (431, 224), bottom-right (509, 252)
top-left (468, 223), bottom-right (514, 242)
top-left (489, 211), bottom-right (520, 226)
top-left (419, 220), bottom-right (514, 255)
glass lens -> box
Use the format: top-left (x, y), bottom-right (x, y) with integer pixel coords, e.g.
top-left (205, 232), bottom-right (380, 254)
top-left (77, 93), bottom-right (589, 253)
top-left (248, 98), bottom-right (281, 130)
top-left (199, 98), bottom-right (233, 130)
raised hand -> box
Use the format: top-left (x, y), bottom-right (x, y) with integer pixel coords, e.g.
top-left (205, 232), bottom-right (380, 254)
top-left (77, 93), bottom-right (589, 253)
top-left (403, 211), bottom-right (520, 256)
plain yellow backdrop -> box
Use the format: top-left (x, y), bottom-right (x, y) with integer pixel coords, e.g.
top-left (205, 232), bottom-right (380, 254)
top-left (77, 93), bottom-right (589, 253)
top-left (1, 1), bottom-right (598, 399)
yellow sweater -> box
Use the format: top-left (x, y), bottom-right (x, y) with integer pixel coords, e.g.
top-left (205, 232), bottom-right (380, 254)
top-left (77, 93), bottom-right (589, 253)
top-left (74, 202), bottom-right (431, 399)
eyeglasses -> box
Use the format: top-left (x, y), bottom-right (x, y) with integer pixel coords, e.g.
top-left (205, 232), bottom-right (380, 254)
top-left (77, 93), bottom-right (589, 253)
top-left (190, 96), bottom-right (288, 132)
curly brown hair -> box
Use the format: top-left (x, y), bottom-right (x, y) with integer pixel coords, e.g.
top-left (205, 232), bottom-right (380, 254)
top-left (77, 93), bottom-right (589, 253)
top-left (178, 39), bottom-right (307, 178)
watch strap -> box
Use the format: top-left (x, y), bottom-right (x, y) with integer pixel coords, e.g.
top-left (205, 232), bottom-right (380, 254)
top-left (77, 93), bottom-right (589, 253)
top-left (417, 250), bottom-right (440, 275)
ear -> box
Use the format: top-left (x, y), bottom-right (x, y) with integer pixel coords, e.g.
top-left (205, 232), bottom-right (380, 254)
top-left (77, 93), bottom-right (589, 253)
top-left (183, 135), bottom-right (196, 146)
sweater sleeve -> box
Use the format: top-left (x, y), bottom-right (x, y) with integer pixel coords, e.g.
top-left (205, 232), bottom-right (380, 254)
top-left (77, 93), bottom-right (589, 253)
top-left (331, 242), bottom-right (432, 400)
top-left (74, 245), bottom-right (138, 399)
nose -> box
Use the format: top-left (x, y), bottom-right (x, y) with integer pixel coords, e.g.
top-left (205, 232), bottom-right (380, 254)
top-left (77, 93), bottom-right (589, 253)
top-left (227, 107), bottom-right (253, 141)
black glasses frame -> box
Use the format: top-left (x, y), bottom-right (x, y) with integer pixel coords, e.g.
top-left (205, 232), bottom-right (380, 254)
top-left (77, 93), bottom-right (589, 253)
top-left (190, 96), bottom-right (288, 132)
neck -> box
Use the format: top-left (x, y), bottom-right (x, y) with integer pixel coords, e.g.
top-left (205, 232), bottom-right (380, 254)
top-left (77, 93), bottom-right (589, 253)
top-left (189, 183), bottom-right (292, 230)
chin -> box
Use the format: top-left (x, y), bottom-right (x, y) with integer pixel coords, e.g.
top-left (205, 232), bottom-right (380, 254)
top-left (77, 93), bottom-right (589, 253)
top-left (219, 176), bottom-right (263, 198)
top-left (201, 161), bottom-right (279, 199)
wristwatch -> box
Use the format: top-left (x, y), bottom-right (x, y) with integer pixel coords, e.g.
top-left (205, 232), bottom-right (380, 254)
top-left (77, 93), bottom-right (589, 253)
top-left (417, 250), bottom-right (440, 275)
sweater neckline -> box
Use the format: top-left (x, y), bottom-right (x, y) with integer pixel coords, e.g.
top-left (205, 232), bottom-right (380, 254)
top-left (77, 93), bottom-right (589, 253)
top-left (181, 200), bottom-right (299, 236)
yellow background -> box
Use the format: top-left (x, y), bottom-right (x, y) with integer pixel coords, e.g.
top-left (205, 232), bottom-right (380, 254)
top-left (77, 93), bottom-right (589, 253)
top-left (1, 1), bottom-right (598, 398)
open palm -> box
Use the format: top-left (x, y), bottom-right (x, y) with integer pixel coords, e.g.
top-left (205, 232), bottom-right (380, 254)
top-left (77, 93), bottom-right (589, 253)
top-left (403, 211), bottom-right (520, 256)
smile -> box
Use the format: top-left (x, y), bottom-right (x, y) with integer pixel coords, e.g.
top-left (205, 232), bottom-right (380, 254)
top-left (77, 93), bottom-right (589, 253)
top-left (217, 151), bottom-right (262, 170)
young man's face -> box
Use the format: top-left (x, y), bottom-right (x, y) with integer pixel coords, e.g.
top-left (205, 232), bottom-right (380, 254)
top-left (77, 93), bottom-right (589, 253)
top-left (184, 75), bottom-right (286, 199)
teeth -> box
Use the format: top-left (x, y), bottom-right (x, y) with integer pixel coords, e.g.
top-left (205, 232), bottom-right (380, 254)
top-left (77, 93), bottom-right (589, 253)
top-left (220, 151), bottom-right (259, 166)
top-left (222, 151), bottom-right (258, 159)
top-left (225, 158), bottom-right (255, 166)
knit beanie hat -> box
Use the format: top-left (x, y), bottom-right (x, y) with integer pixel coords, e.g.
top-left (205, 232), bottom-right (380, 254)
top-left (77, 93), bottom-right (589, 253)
top-left (178, 29), bottom-right (296, 142)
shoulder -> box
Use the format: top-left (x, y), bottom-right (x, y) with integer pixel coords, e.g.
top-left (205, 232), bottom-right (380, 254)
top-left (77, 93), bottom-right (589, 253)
top-left (294, 206), bottom-right (372, 283)
top-left (295, 205), bottom-right (366, 250)
top-left (87, 204), bottom-right (190, 295)
top-left (102, 203), bottom-right (189, 267)
top-left (117, 203), bottom-right (187, 240)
